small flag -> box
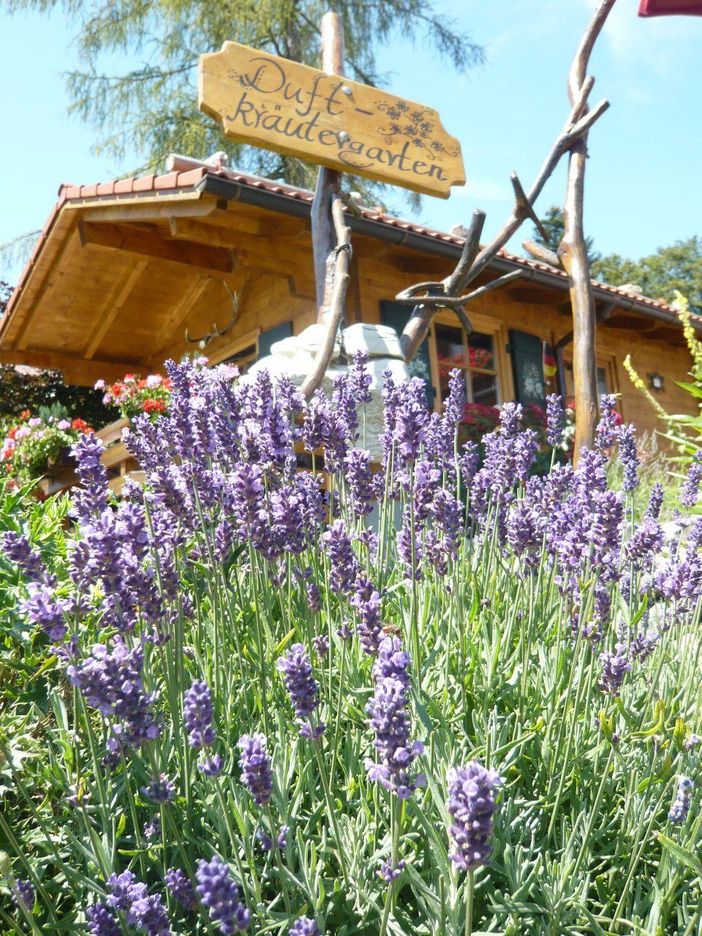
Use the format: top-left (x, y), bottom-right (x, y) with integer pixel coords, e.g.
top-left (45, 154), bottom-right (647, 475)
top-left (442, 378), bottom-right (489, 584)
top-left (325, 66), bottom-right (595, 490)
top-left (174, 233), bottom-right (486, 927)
top-left (639, 0), bottom-right (702, 16)
top-left (543, 342), bottom-right (557, 379)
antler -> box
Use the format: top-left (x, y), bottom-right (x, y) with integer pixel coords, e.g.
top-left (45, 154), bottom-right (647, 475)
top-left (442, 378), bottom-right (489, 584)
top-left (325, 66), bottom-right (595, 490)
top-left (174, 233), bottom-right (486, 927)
top-left (185, 283), bottom-right (240, 348)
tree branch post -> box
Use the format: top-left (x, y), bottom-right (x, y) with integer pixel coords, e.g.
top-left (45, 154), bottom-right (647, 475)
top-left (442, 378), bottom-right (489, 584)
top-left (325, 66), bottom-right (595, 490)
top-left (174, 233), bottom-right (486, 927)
top-left (303, 11), bottom-right (352, 399)
top-left (561, 0), bottom-right (617, 459)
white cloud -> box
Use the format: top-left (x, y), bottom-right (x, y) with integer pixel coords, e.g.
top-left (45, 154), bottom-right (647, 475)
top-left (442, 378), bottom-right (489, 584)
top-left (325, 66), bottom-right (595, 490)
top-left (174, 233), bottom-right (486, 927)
top-left (581, 0), bottom-right (695, 77)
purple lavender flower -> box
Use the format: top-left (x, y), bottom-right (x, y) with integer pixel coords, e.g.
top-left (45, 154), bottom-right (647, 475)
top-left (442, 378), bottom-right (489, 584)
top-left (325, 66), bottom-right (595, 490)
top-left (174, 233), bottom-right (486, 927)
top-left (107, 872), bottom-right (171, 935)
top-left (19, 582), bottom-right (67, 642)
top-left (344, 449), bottom-right (382, 517)
top-left (680, 453), bottom-right (702, 509)
top-left (336, 622), bottom-right (354, 641)
top-left (350, 349), bottom-right (373, 404)
top-left (366, 637), bottom-right (424, 799)
top-left (646, 482), bottom-right (665, 519)
top-left (195, 856), bottom-right (250, 933)
top-left (379, 858), bottom-right (406, 883)
top-left (351, 586), bottom-right (383, 655)
top-left (184, 680), bottom-right (216, 750)
top-left (618, 424), bottom-right (639, 492)
top-left (321, 520), bottom-right (359, 594)
top-left (67, 639), bottom-right (161, 749)
top-left (2, 531), bottom-right (47, 582)
top-left (107, 871), bottom-right (139, 911)
top-left (625, 516), bottom-right (663, 566)
top-left (460, 441), bottom-right (480, 488)
top-left (143, 816), bottom-right (161, 840)
top-left (164, 868), bottom-right (197, 912)
top-left (447, 761), bottom-right (502, 870)
top-left (238, 734), bottom-right (273, 806)
top-left (595, 394), bottom-right (619, 450)
top-left (87, 902), bottom-right (121, 936)
top-left (669, 776), bottom-right (694, 824)
top-left (71, 432), bottom-right (110, 521)
top-left (13, 879), bottom-right (34, 910)
top-left (277, 644), bottom-right (324, 738)
top-left (545, 394), bottom-right (564, 447)
top-left (306, 582), bottom-right (322, 613)
top-left (289, 917), bottom-right (320, 936)
top-left (198, 754), bottom-right (224, 778)
top-left (313, 634), bottom-right (329, 659)
top-left (599, 644), bottom-right (631, 696)
top-left (128, 891), bottom-right (171, 935)
top-left (499, 402), bottom-right (522, 438)
top-left (684, 735), bottom-right (700, 751)
top-left (445, 368), bottom-right (467, 426)
top-left (141, 774), bottom-right (175, 803)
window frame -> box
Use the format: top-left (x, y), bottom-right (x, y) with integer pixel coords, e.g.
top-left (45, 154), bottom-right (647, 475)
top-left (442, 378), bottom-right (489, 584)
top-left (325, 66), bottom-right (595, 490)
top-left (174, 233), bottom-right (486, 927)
top-left (429, 309), bottom-right (509, 411)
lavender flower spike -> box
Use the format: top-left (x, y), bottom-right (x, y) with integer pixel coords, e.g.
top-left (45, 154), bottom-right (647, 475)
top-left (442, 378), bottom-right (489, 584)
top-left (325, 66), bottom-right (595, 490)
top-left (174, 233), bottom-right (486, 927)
top-left (164, 868), bottom-right (197, 911)
top-left (618, 424), bottom-right (639, 492)
top-left (366, 636), bottom-right (425, 799)
top-left (289, 917), bottom-right (320, 936)
top-left (13, 878), bottom-right (34, 911)
top-left (545, 394), bottom-right (564, 448)
top-left (196, 856), bottom-right (250, 933)
top-left (680, 452), bottom-right (702, 508)
top-left (184, 680), bottom-right (216, 750)
top-left (447, 761), bottom-right (502, 870)
top-left (277, 643), bottom-right (324, 738)
top-left (237, 733), bottom-right (273, 806)
top-left (599, 643), bottom-right (631, 696)
top-left (86, 902), bottom-right (121, 936)
top-left (669, 776), bottom-right (694, 824)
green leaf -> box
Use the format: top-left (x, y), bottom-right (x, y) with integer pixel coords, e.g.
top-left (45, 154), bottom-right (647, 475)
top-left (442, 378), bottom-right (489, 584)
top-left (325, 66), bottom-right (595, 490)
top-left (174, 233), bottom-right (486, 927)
top-left (657, 832), bottom-right (702, 878)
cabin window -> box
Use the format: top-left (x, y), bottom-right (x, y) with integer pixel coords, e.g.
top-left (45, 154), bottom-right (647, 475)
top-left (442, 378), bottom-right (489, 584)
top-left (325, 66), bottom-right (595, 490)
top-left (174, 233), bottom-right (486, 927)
top-left (433, 322), bottom-right (500, 407)
top-left (563, 360), bottom-right (612, 407)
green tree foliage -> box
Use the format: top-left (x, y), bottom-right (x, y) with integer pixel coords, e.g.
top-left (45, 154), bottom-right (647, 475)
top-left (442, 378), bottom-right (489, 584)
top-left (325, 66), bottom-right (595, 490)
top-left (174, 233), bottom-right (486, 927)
top-left (0, 0), bottom-right (483, 197)
top-left (532, 205), bottom-right (600, 265)
top-left (0, 282), bottom-right (117, 427)
top-left (591, 237), bottom-right (702, 316)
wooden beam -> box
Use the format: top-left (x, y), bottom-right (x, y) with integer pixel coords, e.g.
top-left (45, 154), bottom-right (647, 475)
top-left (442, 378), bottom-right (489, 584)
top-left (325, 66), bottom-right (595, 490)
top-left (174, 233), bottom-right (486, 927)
top-left (82, 260), bottom-right (149, 359)
top-left (0, 349), bottom-right (143, 387)
top-left (75, 198), bottom-right (220, 225)
top-left (78, 220), bottom-right (236, 273)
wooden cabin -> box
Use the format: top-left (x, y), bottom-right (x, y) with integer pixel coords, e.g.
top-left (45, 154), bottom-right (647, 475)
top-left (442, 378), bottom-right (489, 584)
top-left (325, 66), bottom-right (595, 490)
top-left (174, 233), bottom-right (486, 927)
top-left (0, 161), bottom-right (695, 485)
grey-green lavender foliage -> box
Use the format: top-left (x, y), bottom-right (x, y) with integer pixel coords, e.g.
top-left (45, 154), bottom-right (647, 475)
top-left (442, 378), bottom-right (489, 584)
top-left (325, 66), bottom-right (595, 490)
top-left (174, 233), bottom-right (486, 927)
top-left (1, 358), bottom-right (701, 936)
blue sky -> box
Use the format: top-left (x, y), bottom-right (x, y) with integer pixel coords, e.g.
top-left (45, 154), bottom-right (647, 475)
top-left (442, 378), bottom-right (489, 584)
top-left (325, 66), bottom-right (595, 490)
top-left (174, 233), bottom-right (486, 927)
top-left (1, 0), bottom-right (701, 284)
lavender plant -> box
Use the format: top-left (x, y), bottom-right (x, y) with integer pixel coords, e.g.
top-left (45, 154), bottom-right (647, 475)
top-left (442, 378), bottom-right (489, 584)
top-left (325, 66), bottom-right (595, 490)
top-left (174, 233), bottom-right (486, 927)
top-left (2, 359), bottom-right (702, 935)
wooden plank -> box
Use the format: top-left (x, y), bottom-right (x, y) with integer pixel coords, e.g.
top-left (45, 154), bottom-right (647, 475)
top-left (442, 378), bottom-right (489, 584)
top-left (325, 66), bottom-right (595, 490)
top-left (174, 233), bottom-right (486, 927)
top-left (83, 260), bottom-right (149, 359)
top-left (96, 418), bottom-right (130, 447)
top-left (0, 349), bottom-right (143, 386)
top-left (75, 198), bottom-right (220, 224)
top-left (15, 224), bottom-right (81, 351)
top-left (147, 275), bottom-right (214, 367)
top-left (78, 221), bottom-right (236, 273)
top-left (199, 41), bottom-right (465, 198)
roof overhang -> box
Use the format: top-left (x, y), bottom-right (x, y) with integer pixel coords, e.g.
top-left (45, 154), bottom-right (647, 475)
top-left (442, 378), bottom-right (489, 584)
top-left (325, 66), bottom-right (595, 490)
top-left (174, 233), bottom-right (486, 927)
top-left (0, 165), bottom-right (688, 386)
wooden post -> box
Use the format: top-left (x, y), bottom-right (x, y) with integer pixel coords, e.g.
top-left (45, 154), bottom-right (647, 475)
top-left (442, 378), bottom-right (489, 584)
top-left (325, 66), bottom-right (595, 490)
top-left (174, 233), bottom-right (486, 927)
top-left (311, 12), bottom-right (345, 316)
top-left (561, 0), bottom-right (617, 460)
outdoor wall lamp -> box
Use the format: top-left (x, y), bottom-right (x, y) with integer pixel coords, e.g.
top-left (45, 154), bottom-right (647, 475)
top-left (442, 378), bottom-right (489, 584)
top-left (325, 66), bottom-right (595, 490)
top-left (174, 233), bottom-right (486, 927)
top-left (648, 372), bottom-right (665, 392)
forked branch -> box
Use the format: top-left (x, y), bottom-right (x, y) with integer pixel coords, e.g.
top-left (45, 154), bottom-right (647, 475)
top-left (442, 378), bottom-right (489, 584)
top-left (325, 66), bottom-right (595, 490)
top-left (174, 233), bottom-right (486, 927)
top-left (396, 0), bottom-right (615, 366)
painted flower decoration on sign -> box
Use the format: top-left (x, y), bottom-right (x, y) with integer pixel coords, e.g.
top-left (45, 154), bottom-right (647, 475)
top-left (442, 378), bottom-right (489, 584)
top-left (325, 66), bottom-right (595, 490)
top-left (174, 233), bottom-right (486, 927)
top-left (376, 99), bottom-right (460, 160)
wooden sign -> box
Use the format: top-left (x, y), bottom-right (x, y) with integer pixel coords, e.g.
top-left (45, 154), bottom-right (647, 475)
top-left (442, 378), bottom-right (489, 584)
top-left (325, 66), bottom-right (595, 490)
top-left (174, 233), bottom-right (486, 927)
top-left (199, 42), bottom-right (465, 198)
